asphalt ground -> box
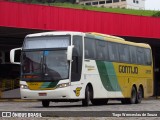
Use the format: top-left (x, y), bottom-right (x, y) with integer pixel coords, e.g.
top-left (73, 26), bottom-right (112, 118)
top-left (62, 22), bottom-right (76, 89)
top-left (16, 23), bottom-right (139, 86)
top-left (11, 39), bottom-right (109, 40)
top-left (0, 99), bottom-right (160, 119)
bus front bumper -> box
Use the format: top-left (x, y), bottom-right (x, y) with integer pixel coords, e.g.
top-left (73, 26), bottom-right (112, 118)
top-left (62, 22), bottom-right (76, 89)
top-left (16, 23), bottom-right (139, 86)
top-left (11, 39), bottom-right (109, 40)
top-left (20, 87), bottom-right (71, 100)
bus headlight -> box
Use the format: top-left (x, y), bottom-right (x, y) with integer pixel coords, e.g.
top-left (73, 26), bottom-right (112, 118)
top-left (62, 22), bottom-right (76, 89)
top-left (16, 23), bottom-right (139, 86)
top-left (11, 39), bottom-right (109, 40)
top-left (57, 83), bottom-right (70, 88)
top-left (20, 84), bottom-right (29, 89)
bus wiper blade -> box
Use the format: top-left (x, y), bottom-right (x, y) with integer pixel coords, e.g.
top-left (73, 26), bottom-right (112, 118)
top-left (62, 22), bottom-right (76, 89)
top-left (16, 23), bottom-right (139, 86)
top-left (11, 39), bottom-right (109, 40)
top-left (40, 56), bottom-right (43, 73)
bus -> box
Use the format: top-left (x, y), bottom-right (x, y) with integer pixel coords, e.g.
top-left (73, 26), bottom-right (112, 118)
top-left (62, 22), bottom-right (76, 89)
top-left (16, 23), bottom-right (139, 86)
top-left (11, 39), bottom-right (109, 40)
top-left (10, 31), bottom-right (153, 107)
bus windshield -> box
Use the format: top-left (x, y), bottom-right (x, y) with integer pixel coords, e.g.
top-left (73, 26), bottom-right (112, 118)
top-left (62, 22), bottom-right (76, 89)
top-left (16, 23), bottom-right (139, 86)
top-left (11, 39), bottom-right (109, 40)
top-left (22, 50), bottom-right (69, 81)
top-left (22, 35), bottom-right (71, 81)
top-left (22, 51), bottom-right (42, 74)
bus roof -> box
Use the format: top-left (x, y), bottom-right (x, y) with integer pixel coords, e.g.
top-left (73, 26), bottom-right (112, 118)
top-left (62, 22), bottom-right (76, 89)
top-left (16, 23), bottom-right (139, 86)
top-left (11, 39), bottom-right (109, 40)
top-left (26, 31), bottom-right (84, 38)
top-left (26, 31), bottom-right (151, 49)
top-left (88, 32), bottom-right (125, 41)
top-left (87, 32), bottom-right (151, 49)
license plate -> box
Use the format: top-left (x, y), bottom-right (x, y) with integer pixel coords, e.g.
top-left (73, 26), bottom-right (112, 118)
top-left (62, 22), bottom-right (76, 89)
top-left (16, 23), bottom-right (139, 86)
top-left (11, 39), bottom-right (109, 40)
top-left (39, 93), bottom-right (47, 96)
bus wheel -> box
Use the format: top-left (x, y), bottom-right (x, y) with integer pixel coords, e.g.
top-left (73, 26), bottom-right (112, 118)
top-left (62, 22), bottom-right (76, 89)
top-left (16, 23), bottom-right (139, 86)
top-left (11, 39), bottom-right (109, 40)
top-left (129, 86), bottom-right (137, 104)
top-left (136, 86), bottom-right (143, 104)
top-left (42, 100), bottom-right (50, 107)
top-left (82, 86), bottom-right (91, 106)
top-left (121, 86), bottom-right (137, 104)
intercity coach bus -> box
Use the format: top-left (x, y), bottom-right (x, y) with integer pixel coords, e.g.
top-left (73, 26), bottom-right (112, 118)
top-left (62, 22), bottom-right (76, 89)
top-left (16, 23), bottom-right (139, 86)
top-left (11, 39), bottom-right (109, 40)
top-left (10, 31), bottom-right (153, 107)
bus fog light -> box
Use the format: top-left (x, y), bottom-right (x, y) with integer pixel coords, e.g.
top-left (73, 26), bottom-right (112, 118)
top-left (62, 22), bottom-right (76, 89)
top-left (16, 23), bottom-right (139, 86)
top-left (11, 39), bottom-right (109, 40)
top-left (20, 84), bottom-right (29, 89)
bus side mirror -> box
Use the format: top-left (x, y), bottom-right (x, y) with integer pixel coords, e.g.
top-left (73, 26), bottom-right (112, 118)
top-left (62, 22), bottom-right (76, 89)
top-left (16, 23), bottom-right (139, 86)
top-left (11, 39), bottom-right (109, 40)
top-left (67, 46), bottom-right (74, 61)
top-left (10, 47), bottom-right (22, 64)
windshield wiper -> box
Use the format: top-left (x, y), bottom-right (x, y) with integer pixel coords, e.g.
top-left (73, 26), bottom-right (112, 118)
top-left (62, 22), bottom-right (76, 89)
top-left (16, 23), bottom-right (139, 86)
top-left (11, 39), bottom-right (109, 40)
top-left (43, 56), bottom-right (47, 75)
top-left (40, 55), bottom-right (44, 74)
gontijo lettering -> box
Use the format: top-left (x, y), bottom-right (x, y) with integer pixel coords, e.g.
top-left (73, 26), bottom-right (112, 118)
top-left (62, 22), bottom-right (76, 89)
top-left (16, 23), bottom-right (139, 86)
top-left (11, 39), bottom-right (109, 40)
top-left (119, 65), bottom-right (138, 74)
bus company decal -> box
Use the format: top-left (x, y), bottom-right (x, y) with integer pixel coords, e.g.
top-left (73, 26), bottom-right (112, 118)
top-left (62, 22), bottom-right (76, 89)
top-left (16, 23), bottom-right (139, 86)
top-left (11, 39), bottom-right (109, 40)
top-left (119, 65), bottom-right (138, 74)
top-left (96, 61), bottom-right (121, 92)
top-left (74, 87), bottom-right (82, 97)
top-left (27, 81), bottom-right (59, 90)
top-left (40, 81), bottom-right (59, 90)
top-left (85, 65), bottom-right (95, 71)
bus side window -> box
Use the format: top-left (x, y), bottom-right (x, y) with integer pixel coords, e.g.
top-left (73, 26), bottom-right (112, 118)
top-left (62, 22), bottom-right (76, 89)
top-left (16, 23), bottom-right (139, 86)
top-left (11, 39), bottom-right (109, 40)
top-left (84, 38), bottom-right (96, 59)
top-left (119, 44), bottom-right (130, 63)
top-left (129, 46), bottom-right (137, 64)
top-left (144, 48), bottom-right (152, 65)
top-left (137, 47), bottom-right (145, 65)
top-left (71, 36), bottom-right (83, 82)
top-left (96, 40), bottom-right (108, 60)
top-left (108, 42), bottom-right (119, 62)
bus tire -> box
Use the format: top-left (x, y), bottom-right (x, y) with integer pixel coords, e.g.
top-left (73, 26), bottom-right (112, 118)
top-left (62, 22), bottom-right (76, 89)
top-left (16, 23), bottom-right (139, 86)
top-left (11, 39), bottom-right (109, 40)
top-left (82, 86), bottom-right (90, 106)
top-left (121, 86), bottom-right (137, 104)
top-left (129, 86), bottom-right (137, 104)
top-left (136, 86), bottom-right (143, 104)
top-left (42, 100), bottom-right (50, 107)
top-left (91, 99), bottom-right (108, 105)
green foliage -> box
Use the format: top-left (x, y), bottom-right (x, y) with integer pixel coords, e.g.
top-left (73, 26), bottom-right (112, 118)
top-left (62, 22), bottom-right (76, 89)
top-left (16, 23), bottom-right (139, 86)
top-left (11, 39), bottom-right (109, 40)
top-left (152, 11), bottom-right (160, 17)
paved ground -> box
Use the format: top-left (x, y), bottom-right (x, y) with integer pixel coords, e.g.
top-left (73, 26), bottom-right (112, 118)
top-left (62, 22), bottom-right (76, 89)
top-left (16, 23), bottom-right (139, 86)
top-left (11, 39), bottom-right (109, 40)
top-left (1, 88), bottom-right (20, 98)
top-left (0, 99), bottom-right (160, 111)
top-left (0, 99), bottom-right (160, 119)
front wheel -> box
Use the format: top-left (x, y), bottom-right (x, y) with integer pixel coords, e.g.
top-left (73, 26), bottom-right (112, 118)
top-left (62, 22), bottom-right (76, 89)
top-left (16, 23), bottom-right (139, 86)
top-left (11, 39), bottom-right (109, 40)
top-left (42, 100), bottom-right (50, 107)
top-left (82, 86), bottom-right (91, 106)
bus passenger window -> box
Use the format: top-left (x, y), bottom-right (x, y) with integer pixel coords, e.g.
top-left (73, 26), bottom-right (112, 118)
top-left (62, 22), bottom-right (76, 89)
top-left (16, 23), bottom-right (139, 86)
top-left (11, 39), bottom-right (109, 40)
top-left (144, 49), bottom-right (152, 65)
top-left (130, 46), bottom-right (137, 64)
top-left (96, 40), bottom-right (108, 60)
top-left (119, 44), bottom-right (129, 63)
top-left (84, 38), bottom-right (96, 59)
top-left (108, 42), bottom-right (119, 61)
top-left (137, 48), bottom-right (145, 65)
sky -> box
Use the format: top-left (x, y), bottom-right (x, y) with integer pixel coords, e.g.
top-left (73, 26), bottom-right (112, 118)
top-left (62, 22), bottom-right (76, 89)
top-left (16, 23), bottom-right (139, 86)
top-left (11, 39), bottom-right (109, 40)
top-left (145, 0), bottom-right (160, 10)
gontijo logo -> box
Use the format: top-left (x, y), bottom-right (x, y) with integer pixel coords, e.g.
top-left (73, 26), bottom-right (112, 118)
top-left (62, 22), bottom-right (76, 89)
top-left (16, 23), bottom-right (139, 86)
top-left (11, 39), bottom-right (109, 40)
top-left (119, 65), bottom-right (138, 74)
top-left (74, 87), bottom-right (82, 97)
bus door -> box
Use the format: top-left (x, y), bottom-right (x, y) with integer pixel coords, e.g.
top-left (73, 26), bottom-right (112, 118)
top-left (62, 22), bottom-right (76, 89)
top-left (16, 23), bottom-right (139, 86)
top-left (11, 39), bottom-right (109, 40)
top-left (70, 36), bottom-right (83, 97)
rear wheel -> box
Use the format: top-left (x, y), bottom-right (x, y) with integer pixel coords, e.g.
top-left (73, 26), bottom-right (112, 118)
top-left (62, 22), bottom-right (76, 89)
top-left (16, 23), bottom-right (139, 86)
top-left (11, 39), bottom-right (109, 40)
top-left (136, 86), bottom-right (143, 104)
top-left (129, 86), bottom-right (137, 104)
top-left (42, 100), bottom-right (50, 107)
top-left (121, 86), bottom-right (137, 104)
